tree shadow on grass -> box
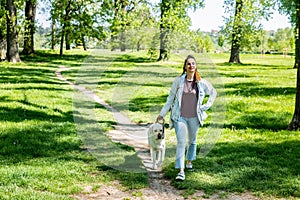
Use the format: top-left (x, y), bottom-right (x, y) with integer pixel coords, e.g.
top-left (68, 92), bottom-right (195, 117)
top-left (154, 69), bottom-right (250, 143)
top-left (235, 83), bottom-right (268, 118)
top-left (225, 82), bottom-right (295, 97)
top-left (114, 54), bottom-right (156, 63)
top-left (225, 110), bottom-right (291, 131)
top-left (0, 121), bottom-right (79, 162)
top-left (212, 62), bottom-right (295, 80)
top-left (20, 50), bottom-right (88, 64)
top-left (166, 140), bottom-right (300, 198)
top-left (69, 66), bottom-right (177, 89)
top-left (97, 161), bottom-right (148, 189)
top-left (217, 97), bottom-right (291, 131)
top-left (215, 62), bottom-right (294, 69)
top-left (0, 66), bottom-right (62, 85)
top-left (0, 51), bottom-right (157, 193)
top-left (0, 95), bottom-right (74, 123)
top-left (0, 53), bottom-right (86, 162)
top-left (128, 95), bottom-right (168, 112)
top-left (0, 118), bottom-right (150, 190)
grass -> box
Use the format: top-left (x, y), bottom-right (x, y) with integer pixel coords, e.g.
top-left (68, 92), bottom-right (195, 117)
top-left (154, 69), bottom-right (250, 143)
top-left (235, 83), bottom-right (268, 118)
top-left (164, 53), bottom-right (300, 199)
top-left (0, 50), bottom-right (148, 199)
top-left (0, 49), bottom-right (299, 199)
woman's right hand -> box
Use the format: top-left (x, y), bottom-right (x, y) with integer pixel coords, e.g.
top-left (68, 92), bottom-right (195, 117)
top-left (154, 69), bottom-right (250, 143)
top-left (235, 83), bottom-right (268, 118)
top-left (157, 115), bottom-right (164, 121)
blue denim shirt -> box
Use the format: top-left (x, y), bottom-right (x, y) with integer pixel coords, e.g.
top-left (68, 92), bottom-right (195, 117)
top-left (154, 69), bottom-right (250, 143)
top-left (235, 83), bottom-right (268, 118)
top-left (159, 74), bottom-right (217, 129)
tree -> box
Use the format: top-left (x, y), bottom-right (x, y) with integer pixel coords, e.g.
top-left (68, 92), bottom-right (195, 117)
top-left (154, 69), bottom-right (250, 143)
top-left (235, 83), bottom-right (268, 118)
top-left (6, 0), bottom-right (21, 62)
top-left (157, 0), bottom-right (204, 61)
top-left (125, 3), bottom-right (157, 51)
top-left (48, 0), bottom-right (110, 53)
top-left (49, 0), bottom-right (76, 55)
top-left (189, 30), bottom-right (213, 53)
top-left (203, 34), bottom-right (214, 53)
top-left (218, 35), bottom-right (225, 48)
top-left (51, 15), bottom-right (56, 50)
top-left (276, 0), bottom-right (300, 130)
top-left (0, 0), bottom-right (6, 60)
top-left (288, 2), bottom-right (300, 130)
top-left (43, 0), bottom-right (57, 50)
top-left (258, 29), bottom-right (268, 54)
top-left (288, 15), bottom-right (300, 130)
top-left (64, 0), bottom-right (72, 51)
top-left (49, 0), bottom-right (77, 55)
top-left (276, 0), bottom-right (297, 67)
top-left (271, 28), bottom-right (294, 53)
top-left (157, 0), bottom-right (171, 61)
top-left (222, 0), bottom-right (274, 63)
top-left (22, 0), bottom-right (37, 55)
top-left (109, 0), bottom-right (140, 51)
top-left (229, 0), bottom-right (243, 63)
top-left (59, 0), bottom-right (73, 55)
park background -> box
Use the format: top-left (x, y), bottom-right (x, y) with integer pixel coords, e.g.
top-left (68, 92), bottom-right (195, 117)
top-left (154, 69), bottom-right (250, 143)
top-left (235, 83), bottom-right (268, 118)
top-left (1, 0), bottom-right (300, 199)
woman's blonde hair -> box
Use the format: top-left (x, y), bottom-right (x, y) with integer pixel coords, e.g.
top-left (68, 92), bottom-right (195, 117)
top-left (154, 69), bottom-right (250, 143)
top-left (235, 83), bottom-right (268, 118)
top-left (181, 55), bottom-right (201, 81)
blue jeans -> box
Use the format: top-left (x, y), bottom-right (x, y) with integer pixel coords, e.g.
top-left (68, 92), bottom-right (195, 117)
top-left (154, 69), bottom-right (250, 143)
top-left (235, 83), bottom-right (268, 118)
top-left (174, 117), bottom-right (200, 169)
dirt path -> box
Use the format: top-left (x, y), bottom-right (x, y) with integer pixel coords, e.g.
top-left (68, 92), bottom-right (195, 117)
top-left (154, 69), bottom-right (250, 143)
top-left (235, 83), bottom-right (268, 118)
top-left (55, 66), bottom-right (186, 199)
top-left (56, 66), bottom-right (261, 200)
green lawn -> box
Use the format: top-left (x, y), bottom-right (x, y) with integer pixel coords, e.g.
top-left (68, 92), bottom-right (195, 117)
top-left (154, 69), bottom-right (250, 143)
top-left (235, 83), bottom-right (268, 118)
top-left (0, 50), bottom-right (299, 199)
top-left (0, 50), bottom-right (148, 200)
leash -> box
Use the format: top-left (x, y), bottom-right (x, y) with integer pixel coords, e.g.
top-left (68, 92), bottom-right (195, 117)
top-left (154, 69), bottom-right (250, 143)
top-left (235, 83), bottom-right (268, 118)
top-left (156, 118), bottom-right (165, 139)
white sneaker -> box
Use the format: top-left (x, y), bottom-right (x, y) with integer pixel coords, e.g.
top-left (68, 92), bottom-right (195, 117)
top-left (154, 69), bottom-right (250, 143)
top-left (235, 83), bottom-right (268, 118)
top-left (175, 172), bottom-right (185, 181)
top-left (186, 163), bottom-right (194, 171)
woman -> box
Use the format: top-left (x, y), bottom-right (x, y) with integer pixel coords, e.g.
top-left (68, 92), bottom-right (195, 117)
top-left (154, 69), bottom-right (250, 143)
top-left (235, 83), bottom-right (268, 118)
top-left (157, 55), bottom-right (217, 181)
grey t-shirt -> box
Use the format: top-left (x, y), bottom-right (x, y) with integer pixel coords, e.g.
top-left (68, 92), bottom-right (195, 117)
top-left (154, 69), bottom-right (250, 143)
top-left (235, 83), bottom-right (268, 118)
top-left (181, 79), bottom-right (198, 118)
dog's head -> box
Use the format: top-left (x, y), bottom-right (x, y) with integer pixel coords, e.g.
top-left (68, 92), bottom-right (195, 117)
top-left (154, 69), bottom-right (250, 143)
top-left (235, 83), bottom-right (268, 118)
top-left (149, 123), bottom-right (164, 140)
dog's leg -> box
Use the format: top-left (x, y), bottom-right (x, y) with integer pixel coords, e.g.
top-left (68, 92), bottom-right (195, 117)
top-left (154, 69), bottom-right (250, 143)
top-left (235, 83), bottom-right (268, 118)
top-left (152, 150), bottom-right (157, 170)
top-left (149, 148), bottom-right (153, 162)
top-left (157, 148), bottom-right (165, 167)
top-left (160, 146), bottom-right (166, 166)
top-left (157, 150), bottom-right (162, 167)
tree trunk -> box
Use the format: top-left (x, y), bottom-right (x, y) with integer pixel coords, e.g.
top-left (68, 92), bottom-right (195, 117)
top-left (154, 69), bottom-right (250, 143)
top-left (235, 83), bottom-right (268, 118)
top-left (6, 0), bottom-right (21, 63)
top-left (294, 27), bottom-right (299, 68)
top-left (65, 32), bottom-right (71, 50)
top-left (51, 18), bottom-right (55, 50)
top-left (111, 1), bottom-right (121, 51)
top-left (229, 46), bottom-right (241, 63)
top-left (137, 40), bottom-right (141, 51)
top-left (22, 0), bottom-right (36, 55)
top-left (82, 35), bottom-right (87, 51)
top-left (110, 12), bottom-right (118, 51)
top-left (0, 7), bottom-right (5, 61)
top-left (288, 2), bottom-right (300, 130)
top-left (110, 35), bottom-right (118, 51)
top-left (65, 1), bottom-right (71, 51)
top-left (158, 28), bottom-right (169, 61)
top-left (229, 0), bottom-right (243, 64)
top-left (120, 31), bottom-right (126, 52)
top-left (59, 0), bottom-right (71, 55)
top-left (157, 0), bottom-right (170, 61)
top-left (288, 66), bottom-right (300, 130)
top-left (120, 1), bottom-right (127, 52)
top-left (1, 40), bottom-right (6, 61)
top-left (60, 26), bottom-right (65, 56)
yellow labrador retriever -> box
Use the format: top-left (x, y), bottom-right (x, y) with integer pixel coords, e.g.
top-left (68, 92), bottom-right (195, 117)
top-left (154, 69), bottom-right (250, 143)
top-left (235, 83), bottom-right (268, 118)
top-left (147, 120), bottom-right (166, 170)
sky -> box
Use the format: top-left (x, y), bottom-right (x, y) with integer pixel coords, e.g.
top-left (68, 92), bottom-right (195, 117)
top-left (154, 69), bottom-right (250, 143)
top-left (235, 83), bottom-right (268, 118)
top-left (189, 0), bottom-right (291, 31)
top-left (37, 0), bottom-right (291, 31)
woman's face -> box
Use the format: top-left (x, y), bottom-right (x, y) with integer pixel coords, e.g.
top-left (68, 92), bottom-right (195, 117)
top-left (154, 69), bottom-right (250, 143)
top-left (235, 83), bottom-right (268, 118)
top-left (185, 58), bottom-right (197, 73)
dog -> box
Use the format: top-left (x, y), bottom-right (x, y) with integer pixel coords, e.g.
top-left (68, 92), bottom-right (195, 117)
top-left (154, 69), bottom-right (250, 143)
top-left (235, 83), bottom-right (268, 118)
top-left (147, 122), bottom-right (166, 170)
